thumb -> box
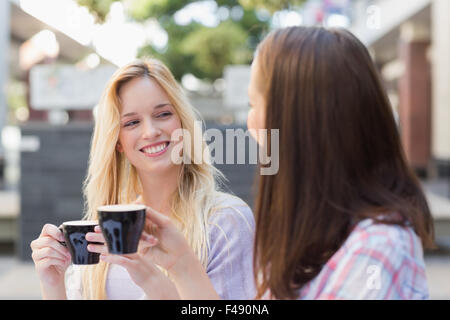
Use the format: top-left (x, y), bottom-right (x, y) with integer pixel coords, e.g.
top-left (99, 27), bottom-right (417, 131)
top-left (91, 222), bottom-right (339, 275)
top-left (145, 206), bottom-right (171, 228)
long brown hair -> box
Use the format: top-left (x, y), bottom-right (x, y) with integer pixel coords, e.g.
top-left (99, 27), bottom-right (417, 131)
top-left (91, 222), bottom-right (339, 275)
top-left (252, 26), bottom-right (435, 300)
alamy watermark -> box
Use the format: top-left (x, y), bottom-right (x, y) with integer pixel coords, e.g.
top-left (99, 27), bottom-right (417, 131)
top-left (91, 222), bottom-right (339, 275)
top-left (169, 121), bottom-right (279, 175)
top-left (366, 5), bottom-right (382, 30)
top-left (366, 265), bottom-right (381, 290)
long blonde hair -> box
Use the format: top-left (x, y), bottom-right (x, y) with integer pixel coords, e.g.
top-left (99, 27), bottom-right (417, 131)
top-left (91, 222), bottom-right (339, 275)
top-left (81, 58), bottom-right (226, 299)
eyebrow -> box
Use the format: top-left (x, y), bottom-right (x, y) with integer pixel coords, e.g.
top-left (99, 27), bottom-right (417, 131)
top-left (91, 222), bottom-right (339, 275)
top-left (121, 103), bottom-right (172, 118)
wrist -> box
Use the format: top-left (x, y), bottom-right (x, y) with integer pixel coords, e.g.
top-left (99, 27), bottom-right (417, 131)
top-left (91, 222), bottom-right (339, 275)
top-left (167, 252), bottom-right (220, 300)
top-left (167, 251), bottom-right (199, 279)
top-left (142, 271), bottom-right (180, 300)
top-left (40, 281), bottom-right (67, 300)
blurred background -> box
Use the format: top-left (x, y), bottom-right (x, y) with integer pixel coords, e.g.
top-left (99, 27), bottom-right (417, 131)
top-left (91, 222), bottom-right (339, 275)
top-left (0, 0), bottom-right (449, 299)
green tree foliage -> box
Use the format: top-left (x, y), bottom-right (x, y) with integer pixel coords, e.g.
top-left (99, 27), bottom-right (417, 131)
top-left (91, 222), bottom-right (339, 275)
top-left (137, 19), bottom-right (203, 80)
top-left (239, 0), bottom-right (306, 13)
top-left (76, 0), bottom-right (121, 23)
top-left (76, 0), bottom-right (273, 80)
top-left (127, 0), bottom-right (197, 21)
top-left (181, 21), bottom-right (251, 80)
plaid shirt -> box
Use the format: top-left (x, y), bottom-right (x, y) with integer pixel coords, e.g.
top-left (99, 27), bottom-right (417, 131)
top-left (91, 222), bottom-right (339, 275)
top-left (264, 218), bottom-right (429, 300)
top-left (297, 219), bottom-right (429, 299)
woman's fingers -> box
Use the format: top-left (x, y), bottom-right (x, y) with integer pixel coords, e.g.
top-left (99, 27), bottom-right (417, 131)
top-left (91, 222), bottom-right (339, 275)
top-left (85, 226), bottom-right (106, 254)
top-left (32, 246), bottom-right (71, 262)
top-left (87, 243), bottom-right (108, 255)
top-left (30, 236), bottom-right (70, 258)
top-left (85, 230), bottom-right (105, 243)
top-left (144, 219), bottom-right (155, 234)
top-left (40, 224), bottom-right (65, 242)
top-left (100, 254), bottom-right (134, 268)
top-left (137, 235), bottom-right (159, 254)
top-left (35, 257), bottom-right (69, 271)
top-left (86, 226), bottom-right (108, 255)
top-left (140, 232), bottom-right (159, 246)
top-left (145, 206), bottom-right (171, 228)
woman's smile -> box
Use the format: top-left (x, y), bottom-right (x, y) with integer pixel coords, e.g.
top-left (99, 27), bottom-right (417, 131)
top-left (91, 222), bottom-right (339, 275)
top-left (140, 141), bottom-right (170, 158)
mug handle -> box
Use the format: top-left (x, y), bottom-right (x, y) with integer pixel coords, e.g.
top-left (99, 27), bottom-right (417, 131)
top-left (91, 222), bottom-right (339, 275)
top-left (58, 226), bottom-right (67, 247)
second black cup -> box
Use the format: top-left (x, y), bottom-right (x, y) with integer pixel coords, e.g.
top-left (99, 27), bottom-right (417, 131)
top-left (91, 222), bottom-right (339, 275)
top-left (97, 204), bottom-right (146, 254)
top-left (59, 220), bottom-right (101, 265)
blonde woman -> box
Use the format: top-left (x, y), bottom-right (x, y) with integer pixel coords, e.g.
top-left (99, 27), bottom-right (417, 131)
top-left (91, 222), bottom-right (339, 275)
top-left (30, 59), bottom-right (256, 300)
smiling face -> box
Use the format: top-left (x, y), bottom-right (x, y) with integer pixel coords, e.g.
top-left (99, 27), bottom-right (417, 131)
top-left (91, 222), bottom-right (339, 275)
top-left (117, 76), bottom-right (182, 175)
top-left (247, 57), bottom-right (267, 145)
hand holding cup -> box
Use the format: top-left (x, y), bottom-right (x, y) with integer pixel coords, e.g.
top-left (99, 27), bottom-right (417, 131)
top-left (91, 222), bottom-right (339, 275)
top-left (99, 206), bottom-right (218, 299)
top-left (30, 223), bottom-right (72, 288)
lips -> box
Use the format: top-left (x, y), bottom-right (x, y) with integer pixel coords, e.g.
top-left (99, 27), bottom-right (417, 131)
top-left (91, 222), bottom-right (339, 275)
top-left (140, 141), bottom-right (170, 156)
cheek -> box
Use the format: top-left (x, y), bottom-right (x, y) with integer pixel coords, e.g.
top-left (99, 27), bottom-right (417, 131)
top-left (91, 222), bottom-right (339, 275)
top-left (248, 107), bottom-right (265, 130)
top-left (256, 107), bottom-right (265, 130)
top-left (118, 130), bottom-right (136, 153)
top-left (247, 108), bottom-right (262, 144)
top-left (247, 105), bottom-right (267, 145)
top-left (167, 116), bottom-right (182, 137)
top-left (247, 108), bottom-right (257, 131)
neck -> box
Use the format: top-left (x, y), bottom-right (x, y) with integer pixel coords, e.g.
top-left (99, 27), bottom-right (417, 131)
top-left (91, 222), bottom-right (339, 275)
top-left (137, 166), bottom-right (181, 216)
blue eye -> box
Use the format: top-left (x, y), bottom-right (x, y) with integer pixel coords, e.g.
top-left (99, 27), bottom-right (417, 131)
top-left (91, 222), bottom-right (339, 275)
top-left (124, 120), bottom-right (139, 127)
top-left (157, 112), bottom-right (172, 118)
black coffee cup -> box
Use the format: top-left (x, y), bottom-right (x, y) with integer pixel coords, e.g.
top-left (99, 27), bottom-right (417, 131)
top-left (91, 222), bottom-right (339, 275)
top-left (59, 220), bottom-right (101, 265)
top-left (97, 204), bottom-right (146, 254)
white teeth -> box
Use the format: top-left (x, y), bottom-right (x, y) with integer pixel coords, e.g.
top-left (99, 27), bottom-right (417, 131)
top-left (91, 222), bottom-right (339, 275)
top-left (142, 143), bottom-right (167, 155)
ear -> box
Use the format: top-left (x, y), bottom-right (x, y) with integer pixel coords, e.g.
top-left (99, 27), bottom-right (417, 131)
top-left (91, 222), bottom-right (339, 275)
top-left (116, 142), bottom-right (123, 153)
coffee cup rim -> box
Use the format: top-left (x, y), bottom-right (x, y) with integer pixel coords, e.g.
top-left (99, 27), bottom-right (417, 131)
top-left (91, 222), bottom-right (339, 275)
top-left (97, 204), bottom-right (147, 212)
top-left (62, 220), bottom-right (99, 226)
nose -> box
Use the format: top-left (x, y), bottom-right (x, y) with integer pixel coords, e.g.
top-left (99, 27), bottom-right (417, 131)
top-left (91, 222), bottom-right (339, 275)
top-left (141, 118), bottom-right (162, 140)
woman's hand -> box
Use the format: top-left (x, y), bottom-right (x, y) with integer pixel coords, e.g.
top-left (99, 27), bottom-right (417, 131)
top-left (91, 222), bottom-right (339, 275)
top-left (86, 224), bottom-right (180, 299)
top-left (137, 206), bottom-right (220, 299)
top-left (130, 197), bottom-right (191, 270)
top-left (30, 223), bottom-right (72, 298)
top-left (89, 206), bottom-right (219, 299)
top-left (99, 251), bottom-right (180, 299)
top-left (139, 206), bottom-right (194, 272)
top-left (87, 206), bottom-right (196, 272)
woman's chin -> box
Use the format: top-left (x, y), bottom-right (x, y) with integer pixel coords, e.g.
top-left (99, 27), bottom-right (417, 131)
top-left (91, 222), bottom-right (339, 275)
top-left (139, 160), bottom-right (180, 175)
